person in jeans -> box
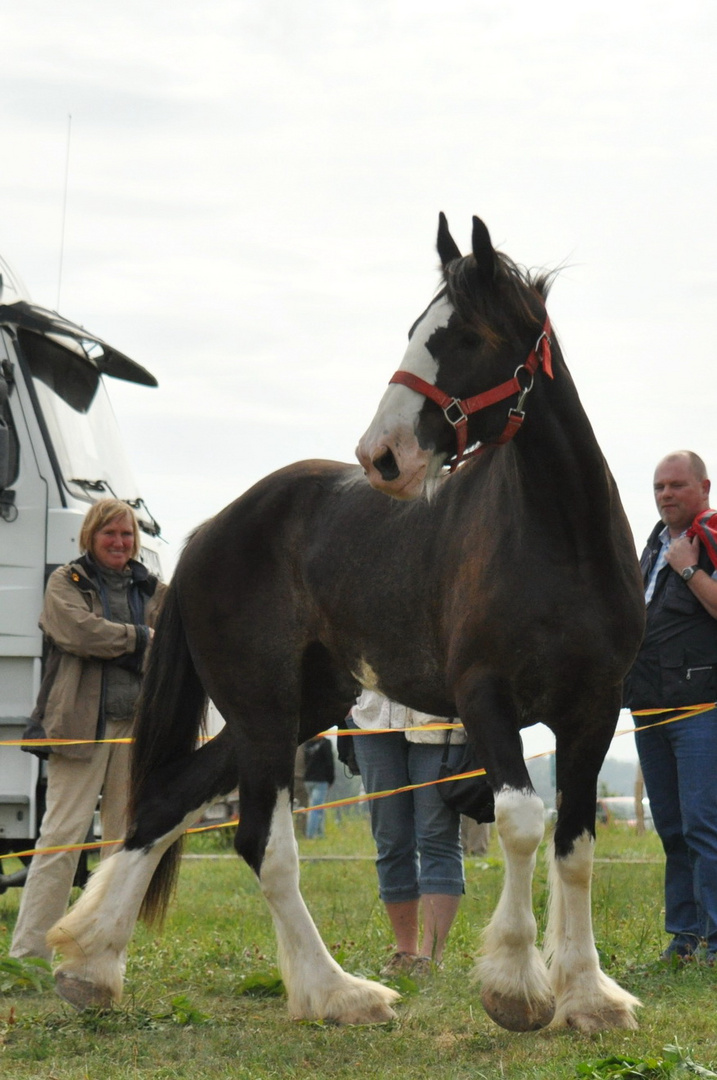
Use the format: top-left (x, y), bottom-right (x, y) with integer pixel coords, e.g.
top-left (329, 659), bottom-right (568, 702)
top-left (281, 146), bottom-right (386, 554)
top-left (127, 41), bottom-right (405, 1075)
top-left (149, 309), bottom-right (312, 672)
top-left (302, 735), bottom-right (335, 839)
top-left (625, 451), bottom-right (717, 963)
top-left (349, 689), bottom-right (465, 977)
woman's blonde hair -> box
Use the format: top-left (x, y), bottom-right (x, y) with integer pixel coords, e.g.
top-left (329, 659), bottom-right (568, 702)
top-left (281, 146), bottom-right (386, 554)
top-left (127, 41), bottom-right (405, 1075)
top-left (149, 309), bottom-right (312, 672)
top-left (79, 499), bottom-right (140, 560)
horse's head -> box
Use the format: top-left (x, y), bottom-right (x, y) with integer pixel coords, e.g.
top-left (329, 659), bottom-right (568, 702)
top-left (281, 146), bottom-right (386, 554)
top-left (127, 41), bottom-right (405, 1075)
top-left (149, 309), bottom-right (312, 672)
top-left (356, 214), bottom-right (553, 499)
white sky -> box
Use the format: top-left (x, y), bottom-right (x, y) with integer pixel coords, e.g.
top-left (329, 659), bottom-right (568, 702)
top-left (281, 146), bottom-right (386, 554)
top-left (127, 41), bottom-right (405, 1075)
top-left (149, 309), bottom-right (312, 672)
top-left (4, 0), bottom-right (715, 764)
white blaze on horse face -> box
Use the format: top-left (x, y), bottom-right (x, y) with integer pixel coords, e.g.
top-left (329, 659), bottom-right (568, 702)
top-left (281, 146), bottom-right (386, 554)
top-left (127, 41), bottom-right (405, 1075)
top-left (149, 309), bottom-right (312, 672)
top-left (357, 294), bottom-right (454, 500)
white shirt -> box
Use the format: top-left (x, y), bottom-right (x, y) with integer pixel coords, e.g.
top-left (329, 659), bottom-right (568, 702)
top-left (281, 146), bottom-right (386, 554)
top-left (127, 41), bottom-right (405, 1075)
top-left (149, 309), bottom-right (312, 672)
top-left (644, 525), bottom-right (717, 604)
top-left (351, 688), bottom-right (466, 744)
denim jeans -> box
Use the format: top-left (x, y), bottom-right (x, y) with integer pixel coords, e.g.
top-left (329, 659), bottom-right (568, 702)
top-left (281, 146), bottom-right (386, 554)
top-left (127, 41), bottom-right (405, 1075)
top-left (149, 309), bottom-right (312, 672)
top-left (348, 720), bottom-right (464, 903)
top-left (304, 781), bottom-right (329, 839)
top-left (635, 706), bottom-right (717, 953)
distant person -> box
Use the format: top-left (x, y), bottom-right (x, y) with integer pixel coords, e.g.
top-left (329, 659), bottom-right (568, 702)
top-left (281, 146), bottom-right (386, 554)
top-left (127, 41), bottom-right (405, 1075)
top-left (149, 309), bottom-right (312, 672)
top-left (348, 689), bottom-right (465, 977)
top-left (293, 742), bottom-right (309, 835)
top-left (10, 499), bottom-right (166, 961)
top-left (624, 451), bottom-right (717, 963)
top-left (302, 735), bottom-right (335, 839)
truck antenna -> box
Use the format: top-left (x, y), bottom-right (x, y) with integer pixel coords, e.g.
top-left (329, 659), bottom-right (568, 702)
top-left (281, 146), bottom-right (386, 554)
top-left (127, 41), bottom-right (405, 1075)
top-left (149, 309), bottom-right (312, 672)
top-left (57, 113), bottom-right (72, 312)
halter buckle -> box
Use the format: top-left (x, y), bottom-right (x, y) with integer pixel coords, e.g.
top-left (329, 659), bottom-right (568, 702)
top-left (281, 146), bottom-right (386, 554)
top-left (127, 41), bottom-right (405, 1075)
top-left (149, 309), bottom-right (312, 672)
top-left (443, 398), bottom-right (467, 428)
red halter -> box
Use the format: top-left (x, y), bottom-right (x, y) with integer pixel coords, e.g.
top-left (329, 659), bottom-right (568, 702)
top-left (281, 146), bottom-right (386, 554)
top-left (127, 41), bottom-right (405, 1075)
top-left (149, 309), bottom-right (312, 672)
top-left (388, 316), bottom-right (553, 471)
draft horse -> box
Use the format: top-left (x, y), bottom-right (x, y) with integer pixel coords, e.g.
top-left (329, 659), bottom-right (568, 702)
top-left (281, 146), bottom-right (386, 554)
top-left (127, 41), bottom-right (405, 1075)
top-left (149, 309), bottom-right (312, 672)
top-left (48, 214), bottom-right (645, 1033)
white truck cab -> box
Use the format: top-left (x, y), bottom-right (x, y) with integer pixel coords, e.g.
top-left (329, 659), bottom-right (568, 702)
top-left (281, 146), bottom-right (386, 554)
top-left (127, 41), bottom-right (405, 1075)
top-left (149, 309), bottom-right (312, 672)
top-left (0, 255), bottom-right (164, 888)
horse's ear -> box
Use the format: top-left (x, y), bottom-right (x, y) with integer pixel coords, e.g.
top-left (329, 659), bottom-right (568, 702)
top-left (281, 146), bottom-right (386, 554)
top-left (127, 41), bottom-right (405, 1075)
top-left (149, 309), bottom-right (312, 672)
top-left (437, 212), bottom-right (462, 267)
top-left (471, 216), bottom-right (495, 284)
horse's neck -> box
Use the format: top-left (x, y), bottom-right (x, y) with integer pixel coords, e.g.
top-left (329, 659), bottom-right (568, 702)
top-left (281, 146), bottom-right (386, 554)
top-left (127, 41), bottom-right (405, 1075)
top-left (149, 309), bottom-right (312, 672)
top-left (513, 365), bottom-right (617, 538)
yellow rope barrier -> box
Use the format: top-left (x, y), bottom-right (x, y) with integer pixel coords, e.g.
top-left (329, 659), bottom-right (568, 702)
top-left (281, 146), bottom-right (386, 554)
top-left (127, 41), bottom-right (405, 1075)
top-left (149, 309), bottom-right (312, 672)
top-left (0, 723), bottom-right (457, 749)
top-left (1, 705), bottom-right (713, 865)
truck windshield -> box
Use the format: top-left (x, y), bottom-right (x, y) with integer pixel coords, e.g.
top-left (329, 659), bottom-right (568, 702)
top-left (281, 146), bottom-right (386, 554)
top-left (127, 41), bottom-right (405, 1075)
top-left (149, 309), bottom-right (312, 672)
top-left (20, 328), bottom-right (142, 503)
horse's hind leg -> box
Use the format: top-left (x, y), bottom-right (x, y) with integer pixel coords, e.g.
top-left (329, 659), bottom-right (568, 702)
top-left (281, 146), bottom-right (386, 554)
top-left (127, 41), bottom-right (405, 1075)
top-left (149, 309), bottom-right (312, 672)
top-left (239, 776), bottom-right (399, 1024)
top-left (50, 843), bottom-right (177, 1008)
top-left (48, 729), bottom-right (238, 1009)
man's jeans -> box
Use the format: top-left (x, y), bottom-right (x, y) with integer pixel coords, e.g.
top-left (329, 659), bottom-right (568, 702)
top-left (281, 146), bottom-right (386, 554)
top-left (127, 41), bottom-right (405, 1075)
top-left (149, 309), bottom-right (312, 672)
top-left (635, 706), bottom-right (717, 953)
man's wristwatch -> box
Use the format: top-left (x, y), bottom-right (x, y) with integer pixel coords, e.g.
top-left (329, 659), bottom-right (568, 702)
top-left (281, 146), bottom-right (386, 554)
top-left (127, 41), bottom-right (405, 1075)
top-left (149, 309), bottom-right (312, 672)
top-left (680, 565), bottom-right (700, 582)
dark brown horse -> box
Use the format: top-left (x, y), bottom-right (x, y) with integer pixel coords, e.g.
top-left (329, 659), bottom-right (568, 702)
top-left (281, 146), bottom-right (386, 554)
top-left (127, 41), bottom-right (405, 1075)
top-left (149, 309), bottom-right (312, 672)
top-left (48, 214), bottom-right (645, 1033)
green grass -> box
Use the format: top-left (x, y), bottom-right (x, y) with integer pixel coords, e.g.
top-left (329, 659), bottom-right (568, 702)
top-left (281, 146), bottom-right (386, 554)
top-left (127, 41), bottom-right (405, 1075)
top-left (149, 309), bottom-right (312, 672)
top-left (1, 815), bottom-right (716, 1080)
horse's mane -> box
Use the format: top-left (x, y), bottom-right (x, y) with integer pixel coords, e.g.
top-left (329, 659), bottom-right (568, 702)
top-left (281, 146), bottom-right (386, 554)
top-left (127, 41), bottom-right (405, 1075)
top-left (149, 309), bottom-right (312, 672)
top-left (442, 252), bottom-right (556, 347)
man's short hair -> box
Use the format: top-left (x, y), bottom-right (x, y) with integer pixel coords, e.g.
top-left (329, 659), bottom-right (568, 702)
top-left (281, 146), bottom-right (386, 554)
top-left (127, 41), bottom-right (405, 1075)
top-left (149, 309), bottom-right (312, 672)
top-left (662, 450), bottom-right (708, 483)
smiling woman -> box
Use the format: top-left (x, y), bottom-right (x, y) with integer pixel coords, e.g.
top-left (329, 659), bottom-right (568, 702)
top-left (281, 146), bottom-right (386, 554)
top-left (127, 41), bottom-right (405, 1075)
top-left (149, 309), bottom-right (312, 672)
top-left (9, 498), bottom-right (166, 963)
top-left (84, 506), bottom-right (139, 573)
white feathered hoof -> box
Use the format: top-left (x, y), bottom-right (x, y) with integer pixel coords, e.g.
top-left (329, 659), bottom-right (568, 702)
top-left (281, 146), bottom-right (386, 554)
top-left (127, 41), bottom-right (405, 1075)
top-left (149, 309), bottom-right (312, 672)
top-left (324, 987), bottom-right (399, 1026)
top-left (563, 1004), bottom-right (639, 1034)
top-left (481, 987), bottom-right (556, 1032)
top-left (287, 974), bottom-right (399, 1025)
top-left (549, 970), bottom-right (642, 1032)
top-left (55, 970), bottom-right (116, 1011)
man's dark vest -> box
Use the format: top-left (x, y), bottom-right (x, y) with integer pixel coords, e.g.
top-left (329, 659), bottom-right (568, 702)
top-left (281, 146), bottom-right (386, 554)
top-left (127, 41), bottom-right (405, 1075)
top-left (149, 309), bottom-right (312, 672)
top-left (624, 521), bottom-right (717, 712)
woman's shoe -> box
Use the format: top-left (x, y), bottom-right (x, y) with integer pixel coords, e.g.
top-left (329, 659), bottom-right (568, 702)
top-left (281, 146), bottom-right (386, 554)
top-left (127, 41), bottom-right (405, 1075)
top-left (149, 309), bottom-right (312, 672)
top-left (380, 951), bottom-right (418, 976)
top-left (409, 956), bottom-right (437, 979)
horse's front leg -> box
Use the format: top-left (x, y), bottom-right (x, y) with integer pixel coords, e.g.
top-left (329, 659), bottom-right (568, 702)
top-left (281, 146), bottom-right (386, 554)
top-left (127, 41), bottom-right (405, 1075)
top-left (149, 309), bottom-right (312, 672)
top-left (243, 788), bottom-right (399, 1024)
top-left (478, 786), bottom-right (556, 1031)
top-left (458, 678), bottom-right (555, 1031)
top-left (545, 835), bottom-right (639, 1031)
top-left (544, 715), bottom-right (641, 1032)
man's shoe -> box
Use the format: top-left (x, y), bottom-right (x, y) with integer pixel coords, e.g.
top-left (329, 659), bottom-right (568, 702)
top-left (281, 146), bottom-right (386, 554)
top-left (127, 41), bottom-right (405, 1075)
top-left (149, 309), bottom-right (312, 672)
top-left (659, 937), bottom-right (699, 963)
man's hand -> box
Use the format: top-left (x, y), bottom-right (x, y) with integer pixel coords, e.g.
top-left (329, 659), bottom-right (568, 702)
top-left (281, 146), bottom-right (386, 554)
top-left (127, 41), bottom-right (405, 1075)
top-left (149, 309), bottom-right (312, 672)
top-left (665, 534), bottom-right (701, 574)
top-left (667, 536), bottom-right (717, 619)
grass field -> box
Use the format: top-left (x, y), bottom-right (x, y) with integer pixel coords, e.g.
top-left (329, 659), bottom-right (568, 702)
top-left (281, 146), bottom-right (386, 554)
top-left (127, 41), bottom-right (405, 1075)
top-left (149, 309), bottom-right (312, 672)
top-left (1, 812), bottom-right (716, 1080)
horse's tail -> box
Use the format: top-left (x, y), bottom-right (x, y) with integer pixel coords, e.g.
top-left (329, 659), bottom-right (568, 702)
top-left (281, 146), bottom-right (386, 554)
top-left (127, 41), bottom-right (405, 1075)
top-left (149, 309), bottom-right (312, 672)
top-left (129, 582), bottom-right (208, 926)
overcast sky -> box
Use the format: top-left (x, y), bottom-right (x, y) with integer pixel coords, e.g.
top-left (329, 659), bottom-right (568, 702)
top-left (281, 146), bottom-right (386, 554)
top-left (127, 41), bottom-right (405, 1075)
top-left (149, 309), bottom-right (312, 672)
top-left (3, 1), bottom-right (715, 762)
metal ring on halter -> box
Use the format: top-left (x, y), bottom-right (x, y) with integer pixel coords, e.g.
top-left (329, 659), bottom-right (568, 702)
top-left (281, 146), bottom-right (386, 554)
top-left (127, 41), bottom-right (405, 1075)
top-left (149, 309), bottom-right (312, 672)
top-left (513, 365), bottom-right (535, 413)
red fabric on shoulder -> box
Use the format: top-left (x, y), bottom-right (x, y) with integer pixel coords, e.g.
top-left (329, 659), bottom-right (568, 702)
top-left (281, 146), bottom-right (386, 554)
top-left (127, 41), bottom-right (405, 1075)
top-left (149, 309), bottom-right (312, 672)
top-left (686, 510), bottom-right (717, 569)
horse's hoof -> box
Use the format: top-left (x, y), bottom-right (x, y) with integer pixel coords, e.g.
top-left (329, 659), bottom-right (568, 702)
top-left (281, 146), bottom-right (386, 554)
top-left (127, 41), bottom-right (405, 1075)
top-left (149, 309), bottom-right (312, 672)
top-left (299, 982), bottom-right (400, 1025)
top-left (55, 971), bottom-right (114, 1011)
top-left (335, 1000), bottom-right (398, 1025)
top-left (565, 1007), bottom-right (639, 1034)
top-left (481, 988), bottom-right (555, 1032)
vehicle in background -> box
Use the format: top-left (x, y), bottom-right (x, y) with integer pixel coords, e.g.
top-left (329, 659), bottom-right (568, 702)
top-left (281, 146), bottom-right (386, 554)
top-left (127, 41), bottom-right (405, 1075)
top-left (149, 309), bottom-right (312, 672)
top-left (0, 253), bottom-right (165, 891)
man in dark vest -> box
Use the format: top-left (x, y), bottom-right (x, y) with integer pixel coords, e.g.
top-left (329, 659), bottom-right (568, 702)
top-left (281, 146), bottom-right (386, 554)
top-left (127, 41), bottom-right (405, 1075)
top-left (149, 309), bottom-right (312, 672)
top-left (626, 450), bottom-right (717, 963)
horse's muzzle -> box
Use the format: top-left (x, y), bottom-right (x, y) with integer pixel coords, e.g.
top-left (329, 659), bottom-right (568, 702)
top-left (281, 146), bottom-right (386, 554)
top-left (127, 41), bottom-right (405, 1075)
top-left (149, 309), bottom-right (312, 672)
top-left (356, 439), bottom-right (429, 500)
